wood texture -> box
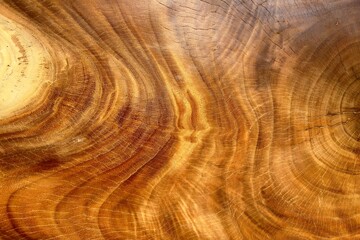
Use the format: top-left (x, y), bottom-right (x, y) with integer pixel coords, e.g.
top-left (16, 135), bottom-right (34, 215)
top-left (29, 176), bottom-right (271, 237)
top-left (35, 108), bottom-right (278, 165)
top-left (0, 0), bottom-right (359, 239)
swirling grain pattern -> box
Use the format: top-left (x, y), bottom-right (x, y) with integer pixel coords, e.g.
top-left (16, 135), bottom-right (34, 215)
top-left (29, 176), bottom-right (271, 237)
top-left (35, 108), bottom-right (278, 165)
top-left (0, 0), bottom-right (359, 239)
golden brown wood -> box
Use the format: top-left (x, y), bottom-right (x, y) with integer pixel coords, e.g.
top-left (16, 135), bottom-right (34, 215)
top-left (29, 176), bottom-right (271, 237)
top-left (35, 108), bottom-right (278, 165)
top-left (0, 0), bottom-right (359, 239)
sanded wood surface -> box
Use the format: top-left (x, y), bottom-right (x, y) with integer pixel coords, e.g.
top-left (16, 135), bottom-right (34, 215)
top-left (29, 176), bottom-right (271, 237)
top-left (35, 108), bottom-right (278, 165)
top-left (0, 0), bottom-right (359, 239)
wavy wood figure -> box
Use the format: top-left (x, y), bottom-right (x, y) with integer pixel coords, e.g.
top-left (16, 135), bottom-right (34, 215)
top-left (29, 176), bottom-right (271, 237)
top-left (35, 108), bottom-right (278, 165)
top-left (0, 0), bottom-right (359, 239)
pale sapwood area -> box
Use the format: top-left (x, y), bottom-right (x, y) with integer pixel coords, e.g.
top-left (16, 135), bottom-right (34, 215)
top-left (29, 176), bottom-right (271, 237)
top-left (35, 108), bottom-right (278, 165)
top-left (0, 0), bottom-right (359, 239)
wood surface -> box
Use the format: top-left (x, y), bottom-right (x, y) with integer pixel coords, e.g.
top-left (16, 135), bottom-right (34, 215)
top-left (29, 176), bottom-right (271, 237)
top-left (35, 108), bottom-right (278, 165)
top-left (0, 0), bottom-right (359, 239)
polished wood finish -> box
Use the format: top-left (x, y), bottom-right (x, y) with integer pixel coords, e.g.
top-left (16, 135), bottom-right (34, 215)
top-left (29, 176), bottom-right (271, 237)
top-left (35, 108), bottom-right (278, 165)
top-left (0, 0), bottom-right (359, 239)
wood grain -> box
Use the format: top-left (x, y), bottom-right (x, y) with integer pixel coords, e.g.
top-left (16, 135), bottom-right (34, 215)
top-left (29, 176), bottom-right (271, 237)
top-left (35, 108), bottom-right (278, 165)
top-left (0, 0), bottom-right (359, 239)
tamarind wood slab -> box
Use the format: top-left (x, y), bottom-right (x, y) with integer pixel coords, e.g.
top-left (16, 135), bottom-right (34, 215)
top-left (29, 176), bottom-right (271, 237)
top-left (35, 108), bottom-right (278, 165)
top-left (0, 0), bottom-right (359, 239)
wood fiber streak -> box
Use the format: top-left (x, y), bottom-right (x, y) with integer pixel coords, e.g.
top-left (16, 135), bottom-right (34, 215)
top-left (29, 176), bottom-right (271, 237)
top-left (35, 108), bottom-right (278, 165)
top-left (0, 0), bottom-right (359, 239)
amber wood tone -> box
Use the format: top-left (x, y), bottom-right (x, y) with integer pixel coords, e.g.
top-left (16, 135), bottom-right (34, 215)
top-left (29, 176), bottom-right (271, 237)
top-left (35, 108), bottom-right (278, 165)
top-left (0, 0), bottom-right (359, 239)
